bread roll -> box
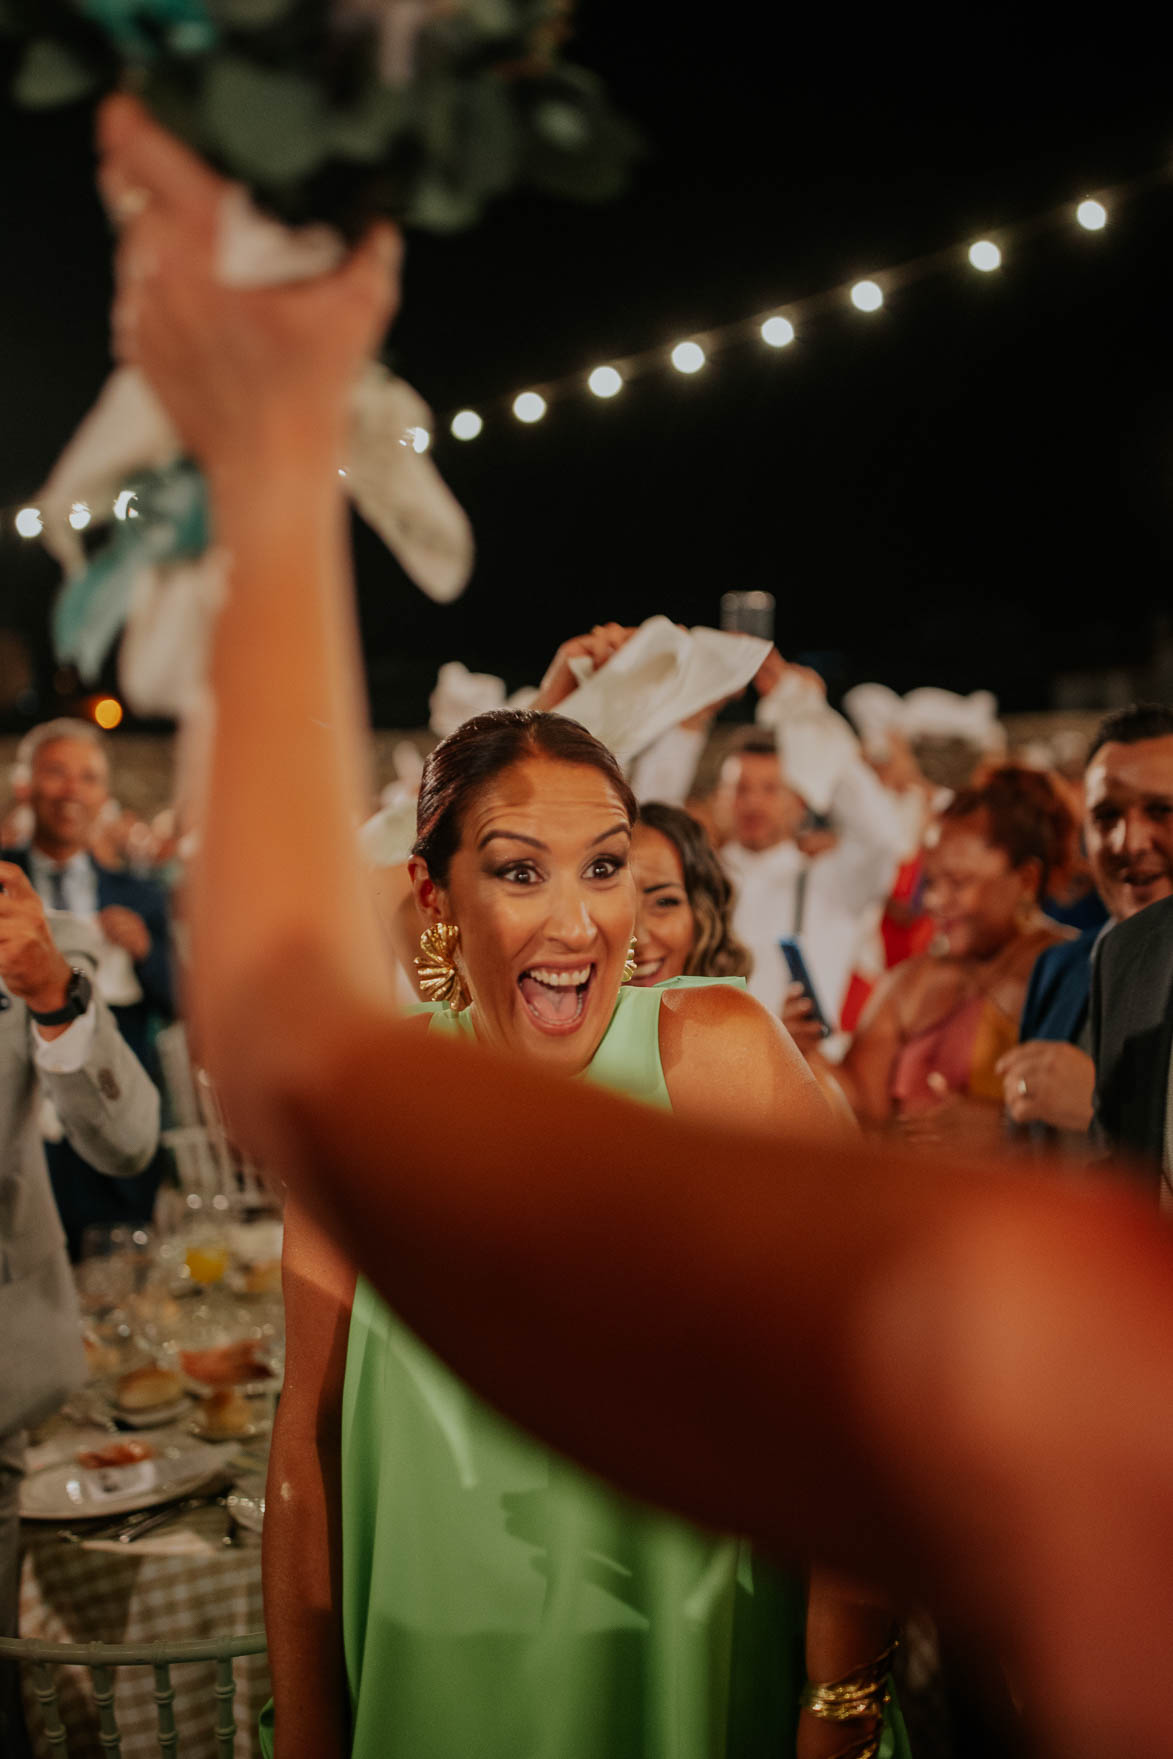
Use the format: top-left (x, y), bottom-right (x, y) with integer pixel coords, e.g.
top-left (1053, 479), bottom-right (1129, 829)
top-left (198, 1388), bottom-right (253, 1436)
top-left (116, 1365), bottom-right (184, 1411)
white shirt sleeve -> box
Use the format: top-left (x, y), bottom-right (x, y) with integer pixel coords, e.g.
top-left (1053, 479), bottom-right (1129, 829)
top-left (32, 1002), bottom-right (99, 1074)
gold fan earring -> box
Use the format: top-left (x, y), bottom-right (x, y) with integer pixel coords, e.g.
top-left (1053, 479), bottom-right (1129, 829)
top-left (623, 937), bottom-right (639, 984)
top-left (416, 922), bottom-right (471, 1013)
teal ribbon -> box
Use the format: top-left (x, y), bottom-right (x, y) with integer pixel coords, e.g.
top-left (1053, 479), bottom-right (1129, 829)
top-left (79, 0), bottom-right (218, 58)
top-left (54, 459), bottom-right (210, 682)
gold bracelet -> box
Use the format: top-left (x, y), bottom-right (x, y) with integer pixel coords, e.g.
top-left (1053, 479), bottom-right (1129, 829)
top-left (800, 1641), bottom-right (896, 1724)
top-left (823, 1734), bottom-right (883, 1759)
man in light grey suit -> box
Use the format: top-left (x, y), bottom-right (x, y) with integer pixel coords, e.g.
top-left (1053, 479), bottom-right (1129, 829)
top-left (0, 858), bottom-right (160, 1756)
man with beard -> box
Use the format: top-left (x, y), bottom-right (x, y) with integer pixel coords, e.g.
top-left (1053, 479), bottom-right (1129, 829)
top-left (998, 704), bottom-right (1173, 1150)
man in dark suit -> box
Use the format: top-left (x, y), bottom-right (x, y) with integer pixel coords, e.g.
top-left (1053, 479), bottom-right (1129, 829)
top-left (998, 703), bottom-right (1173, 1143)
top-left (1089, 890), bottom-right (1173, 1183)
top-left (2, 718), bottom-right (175, 1256)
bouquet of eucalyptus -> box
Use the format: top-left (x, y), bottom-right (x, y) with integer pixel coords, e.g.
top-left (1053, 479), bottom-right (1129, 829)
top-left (7, 0), bottom-right (637, 232)
top-left (3, 0), bottom-right (636, 717)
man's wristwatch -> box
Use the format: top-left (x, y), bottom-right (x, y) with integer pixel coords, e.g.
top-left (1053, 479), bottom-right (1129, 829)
top-left (28, 966), bottom-right (93, 1027)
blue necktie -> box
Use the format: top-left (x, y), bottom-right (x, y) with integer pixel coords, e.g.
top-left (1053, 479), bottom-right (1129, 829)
top-left (46, 867), bottom-right (68, 911)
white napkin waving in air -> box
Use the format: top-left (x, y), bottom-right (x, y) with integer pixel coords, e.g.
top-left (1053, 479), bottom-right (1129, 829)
top-left (555, 616), bottom-right (771, 767)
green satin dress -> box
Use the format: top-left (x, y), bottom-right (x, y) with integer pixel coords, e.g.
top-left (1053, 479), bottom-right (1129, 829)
top-left (264, 979), bottom-right (908, 1758)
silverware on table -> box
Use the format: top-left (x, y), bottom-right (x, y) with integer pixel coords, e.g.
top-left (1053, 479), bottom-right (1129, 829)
top-left (57, 1491), bottom-right (227, 1547)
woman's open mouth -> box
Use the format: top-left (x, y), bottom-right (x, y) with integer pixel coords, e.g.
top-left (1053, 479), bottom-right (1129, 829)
top-left (517, 963), bottom-right (595, 1033)
top-left (630, 957), bottom-right (664, 986)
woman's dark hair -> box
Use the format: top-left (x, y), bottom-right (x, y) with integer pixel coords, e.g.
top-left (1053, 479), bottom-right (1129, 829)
top-left (937, 765), bottom-right (1076, 901)
top-left (413, 710), bottom-right (638, 885)
top-left (637, 801), bottom-right (752, 979)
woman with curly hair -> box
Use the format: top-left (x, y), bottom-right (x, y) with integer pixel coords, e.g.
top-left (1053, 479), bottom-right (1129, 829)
top-left (629, 802), bottom-right (751, 986)
top-left (801, 766), bottom-right (1076, 1147)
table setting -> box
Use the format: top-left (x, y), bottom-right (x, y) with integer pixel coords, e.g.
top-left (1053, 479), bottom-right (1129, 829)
top-left (17, 1199), bottom-right (281, 1758)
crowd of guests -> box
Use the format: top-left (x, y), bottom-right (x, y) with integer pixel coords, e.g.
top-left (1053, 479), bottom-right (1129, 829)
top-left (6, 664), bottom-right (1173, 1758)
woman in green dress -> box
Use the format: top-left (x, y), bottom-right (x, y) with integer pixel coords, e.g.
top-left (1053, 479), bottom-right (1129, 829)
top-left (263, 710), bottom-right (906, 1759)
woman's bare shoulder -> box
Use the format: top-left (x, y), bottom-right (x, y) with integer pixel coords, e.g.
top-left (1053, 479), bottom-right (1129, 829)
top-left (658, 980), bottom-right (787, 1045)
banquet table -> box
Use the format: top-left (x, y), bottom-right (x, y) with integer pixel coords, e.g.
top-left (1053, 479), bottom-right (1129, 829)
top-left (19, 1476), bottom-right (269, 1759)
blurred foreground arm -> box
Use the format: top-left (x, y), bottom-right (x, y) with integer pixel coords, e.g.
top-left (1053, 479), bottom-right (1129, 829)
top-left (102, 95), bottom-right (1173, 1759)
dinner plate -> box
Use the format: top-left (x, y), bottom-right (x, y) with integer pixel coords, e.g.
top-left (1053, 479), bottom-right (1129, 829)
top-left (21, 1441), bottom-right (231, 1521)
top-left (226, 1474), bottom-right (266, 1534)
top-left (104, 1393), bottom-right (194, 1430)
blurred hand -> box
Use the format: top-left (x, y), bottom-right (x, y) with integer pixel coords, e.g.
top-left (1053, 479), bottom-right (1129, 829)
top-left (997, 1041), bottom-right (1096, 1134)
top-left (0, 863), bottom-right (73, 1014)
top-left (97, 95), bottom-right (400, 479)
top-left (894, 1078), bottom-right (1006, 1151)
top-left (782, 982), bottom-right (825, 1056)
top-left (99, 904), bottom-right (152, 964)
top-left (533, 623), bottom-right (638, 711)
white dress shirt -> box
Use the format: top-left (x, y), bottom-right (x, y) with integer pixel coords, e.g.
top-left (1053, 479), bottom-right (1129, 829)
top-left (723, 760), bottom-right (908, 1033)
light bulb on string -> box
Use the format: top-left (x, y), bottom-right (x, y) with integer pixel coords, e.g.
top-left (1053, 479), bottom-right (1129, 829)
top-left (69, 502), bottom-right (92, 530)
top-left (93, 696), bottom-right (123, 731)
top-left (968, 240), bottom-right (1002, 272)
top-left (513, 392), bottom-right (547, 424)
top-left (451, 410), bottom-right (483, 441)
top-left (760, 316), bottom-right (795, 348)
top-left (1076, 199), bottom-right (1108, 231)
top-left (15, 507), bottom-right (42, 538)
top-left (588, 365), bottom-right (623, 399)
top-left (671, 341), bottom-right (706, 374)
top-left (850, 280), bottom-right (884, 313)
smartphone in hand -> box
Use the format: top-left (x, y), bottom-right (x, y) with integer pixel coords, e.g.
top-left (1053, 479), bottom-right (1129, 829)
top-left (778, 935), bottom-right (832, 1038)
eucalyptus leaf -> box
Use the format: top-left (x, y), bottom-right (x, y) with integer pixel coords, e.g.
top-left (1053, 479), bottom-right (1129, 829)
top-left (406, 170), bottom-right (480, 232)
top-left (203, 57), bottom-right (329, 183)
top-left (15, 38), bottom-right (100, 107)
top-left (329, 80), bottom-right (411, 163)
top-left (207, 0), bottom-right (293, 25)
top-left (533, 96), bottom-right (589, 151)
top-left (457, 75), bottom-right (521, 199)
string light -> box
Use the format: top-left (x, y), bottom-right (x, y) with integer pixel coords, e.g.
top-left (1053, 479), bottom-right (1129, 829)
top-left (760, 316), bottom-right (796, 348)
top-left (588, 365), bottom-right (623, 398)
top-left (968, 240), bottom-right (1002, 272)
top-left (671, 341), bottom-right (706, 374)
top-left (513, 391), bottom-right (547, 423)
top-left (0, 169), bottom-right (1158, 533)
top-left (850, 279), bottom-right (884, 312)
top-left (93, 696), bottom-right (123, 730)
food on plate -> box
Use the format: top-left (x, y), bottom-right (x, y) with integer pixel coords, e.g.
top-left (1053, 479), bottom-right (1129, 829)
top-left (196, 1388), bottom-right (254, 1437)
top-left (179, 1340), bottom-right (273, 1386)
top-left (116, 1364), bottom-right (185, 1411)
top-left (82, 1332), bottom-right (123, 1378)
top-left (77, 1439), bottom-right (155, 1470)
top-left (241, 1259), bottom-right (281, 1296)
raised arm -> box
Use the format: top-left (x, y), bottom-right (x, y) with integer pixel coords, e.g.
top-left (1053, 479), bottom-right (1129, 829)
top-left (264, 1203), bottom-right (355, 1759)
top-left (101, 95), bottom-right (1173, 1759)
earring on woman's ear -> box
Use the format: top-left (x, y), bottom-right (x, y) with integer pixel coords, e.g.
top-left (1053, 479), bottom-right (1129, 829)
top-left (416, 922), bottom-right (471, 1013)
top-left (623, 937), bottom-right (639, 984)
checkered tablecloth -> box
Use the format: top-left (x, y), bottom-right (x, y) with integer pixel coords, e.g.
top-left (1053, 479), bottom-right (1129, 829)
top-left (19, 1506), bottom-right (270, 1759)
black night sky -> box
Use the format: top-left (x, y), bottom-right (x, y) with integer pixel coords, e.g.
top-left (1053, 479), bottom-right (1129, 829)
top-left (2, 10), bottom-right (1173, 729)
